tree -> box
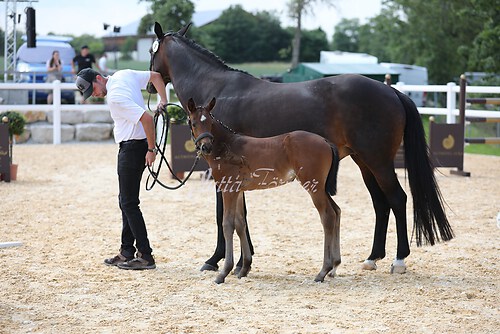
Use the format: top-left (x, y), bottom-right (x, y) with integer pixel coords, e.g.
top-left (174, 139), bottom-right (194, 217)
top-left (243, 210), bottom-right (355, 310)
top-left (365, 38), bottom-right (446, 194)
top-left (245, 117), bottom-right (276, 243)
top-left (70, 35), bottom-right (104, 55)
top-left (200, 5), bottom-right (291, 63)
top-left (201, 5), bottom-right (258, 63)
top-left (250, 11), bottom-right (292, 62)
top-left (120, 37), bottom-right (137, 61)
top-left (357, 4), bottom-right (406, 63)
top-left (465, 0), bottom-right (500, 74)
top-left (287, 0), bottom-right (336, 68)
top-left (331, 18), bottom-right (360, 52)
top-left (382, 0), bottom-right (497, 83)
top-left (138, 0), bottom-right (195, 35)
top-left (300, 28), bottom-right (329, 62)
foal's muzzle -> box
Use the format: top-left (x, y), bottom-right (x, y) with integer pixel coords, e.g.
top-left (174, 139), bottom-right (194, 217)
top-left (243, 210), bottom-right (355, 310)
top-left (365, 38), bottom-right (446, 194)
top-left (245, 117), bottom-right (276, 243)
top-left (194, 132), bottom-right (214, 155)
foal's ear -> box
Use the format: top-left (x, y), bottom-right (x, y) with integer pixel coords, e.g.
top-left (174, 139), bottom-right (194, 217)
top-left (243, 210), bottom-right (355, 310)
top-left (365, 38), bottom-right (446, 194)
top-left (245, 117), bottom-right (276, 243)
top-left (187, 98), bottom-right (196, 113)
top-left (154, 22), bottom-right (164, 39)
top-left (178, 22), bottom-right (192, 36)
top-left (207, 97), bottom-right (216, 112)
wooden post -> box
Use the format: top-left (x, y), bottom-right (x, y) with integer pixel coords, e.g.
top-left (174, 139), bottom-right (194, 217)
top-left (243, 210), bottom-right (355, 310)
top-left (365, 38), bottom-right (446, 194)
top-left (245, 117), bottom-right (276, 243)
top-left (0, 121), bottom-right (10, 182)
top-left (450, 74), bottom-right (470, 177)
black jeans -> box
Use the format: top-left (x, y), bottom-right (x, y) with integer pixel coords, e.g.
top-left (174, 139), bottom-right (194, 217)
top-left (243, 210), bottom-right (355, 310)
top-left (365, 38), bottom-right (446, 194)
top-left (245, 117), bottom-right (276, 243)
top-left (117, 139), bottom-right (152, 258)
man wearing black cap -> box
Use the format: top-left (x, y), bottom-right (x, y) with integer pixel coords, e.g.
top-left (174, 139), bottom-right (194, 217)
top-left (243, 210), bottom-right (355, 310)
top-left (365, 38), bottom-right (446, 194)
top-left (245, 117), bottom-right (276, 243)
top-left (76, 68), bottom-right (168, 270)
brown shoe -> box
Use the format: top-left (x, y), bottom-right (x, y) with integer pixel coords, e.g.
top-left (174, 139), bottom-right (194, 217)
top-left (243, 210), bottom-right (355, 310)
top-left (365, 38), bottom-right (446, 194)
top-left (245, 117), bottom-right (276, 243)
top-left (117, 253), bottom-right (156, 270)
top-left (104, 253), bottom-right (134, 266)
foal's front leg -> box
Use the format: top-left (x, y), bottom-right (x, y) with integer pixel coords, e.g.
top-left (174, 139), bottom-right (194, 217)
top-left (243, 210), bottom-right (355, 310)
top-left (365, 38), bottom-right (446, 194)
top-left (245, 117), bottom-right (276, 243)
top-left (235, 193), bottom-right (252, 278)
top-left (215, 193), bottom-right (237, 284)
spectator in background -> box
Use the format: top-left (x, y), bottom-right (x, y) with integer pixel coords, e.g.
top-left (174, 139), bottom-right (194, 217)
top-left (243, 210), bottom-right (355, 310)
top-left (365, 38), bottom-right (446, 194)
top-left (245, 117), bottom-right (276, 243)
top-left (71, 45), bottom-right (100, 74)
top-left (99, 53), bottom-right (109, 75)
top-left (72, 45), bottom-right (101, 103)
top-left (46, 50), bottom-right (63, 104)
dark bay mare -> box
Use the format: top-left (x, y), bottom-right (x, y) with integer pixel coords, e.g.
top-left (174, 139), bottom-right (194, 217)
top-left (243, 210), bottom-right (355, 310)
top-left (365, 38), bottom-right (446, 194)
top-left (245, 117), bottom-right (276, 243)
top-left (149, 22), bottom-right (454, 274)
top-left (187, 97), bottom-right (341, 283)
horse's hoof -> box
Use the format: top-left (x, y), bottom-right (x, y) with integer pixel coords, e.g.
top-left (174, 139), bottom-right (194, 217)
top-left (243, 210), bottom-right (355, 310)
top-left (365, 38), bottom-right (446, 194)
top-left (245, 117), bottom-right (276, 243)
top-left (233, 266), bottom-right (241, 275)
top-left (314, 275), bottom-right (325, 282)
top-left (214, 275), bottom-right (225, 284)
top-left (200, 263), bottom-right (218, 272)
top-left (390, 259), bottom-right (406, 274)
top-left (361, 260), bottom-right (377, 271)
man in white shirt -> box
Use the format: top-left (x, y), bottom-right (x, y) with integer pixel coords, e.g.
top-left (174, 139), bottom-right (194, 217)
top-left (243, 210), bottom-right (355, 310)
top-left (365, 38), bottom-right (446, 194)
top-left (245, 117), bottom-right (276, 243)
top-left (76, 68), bottom-right (167, 270)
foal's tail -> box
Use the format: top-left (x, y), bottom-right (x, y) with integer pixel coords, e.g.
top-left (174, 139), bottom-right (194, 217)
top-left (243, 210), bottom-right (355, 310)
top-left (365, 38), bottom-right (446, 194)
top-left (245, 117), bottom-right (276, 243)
top-left (394, 88), bottom-right (454, 246)
top-left (325, 141), bottom-right (340, 197)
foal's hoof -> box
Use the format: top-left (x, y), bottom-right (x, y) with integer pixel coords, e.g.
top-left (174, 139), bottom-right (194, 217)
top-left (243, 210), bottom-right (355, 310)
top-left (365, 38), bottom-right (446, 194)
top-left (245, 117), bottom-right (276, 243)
top-left (361, 260), bottom-right (377, 271)
top-left (390, 259), bottom-right (406, 274)
top-left (233, 266), bottom-right (241, 276)
top-left (200, 263), bottom-right (218, 272)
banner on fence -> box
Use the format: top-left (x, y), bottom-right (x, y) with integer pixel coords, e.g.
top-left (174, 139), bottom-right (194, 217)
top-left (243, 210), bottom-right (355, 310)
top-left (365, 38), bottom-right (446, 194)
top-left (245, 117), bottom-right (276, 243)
top-left (429, 122), bottom-right (464, 168)
top-left (170, 124), bottom-right (209, 174)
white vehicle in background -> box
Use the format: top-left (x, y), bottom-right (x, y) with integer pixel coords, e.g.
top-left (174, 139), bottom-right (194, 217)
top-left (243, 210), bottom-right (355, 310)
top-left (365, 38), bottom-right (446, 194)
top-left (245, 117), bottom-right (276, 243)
top-left (380, 62), bottom-right (428, 107)
top-left (16, 35), bottom-right (76, 104)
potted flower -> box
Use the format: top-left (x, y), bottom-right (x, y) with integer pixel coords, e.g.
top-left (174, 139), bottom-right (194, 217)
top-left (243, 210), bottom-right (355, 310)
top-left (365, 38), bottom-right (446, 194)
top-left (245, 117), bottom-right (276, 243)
top-left (0, 111), bottom-right (26, 181)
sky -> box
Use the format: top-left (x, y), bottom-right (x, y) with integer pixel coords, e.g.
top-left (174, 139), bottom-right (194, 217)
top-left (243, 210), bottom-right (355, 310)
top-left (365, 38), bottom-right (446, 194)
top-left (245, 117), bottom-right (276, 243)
top-left (1, 0), bottom-right (382, 40)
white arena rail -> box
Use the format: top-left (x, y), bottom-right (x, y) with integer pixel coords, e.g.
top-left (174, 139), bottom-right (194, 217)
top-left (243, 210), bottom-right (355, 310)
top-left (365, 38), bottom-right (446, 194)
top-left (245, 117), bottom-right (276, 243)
top-left (0, 80), bottom-right (497, 144)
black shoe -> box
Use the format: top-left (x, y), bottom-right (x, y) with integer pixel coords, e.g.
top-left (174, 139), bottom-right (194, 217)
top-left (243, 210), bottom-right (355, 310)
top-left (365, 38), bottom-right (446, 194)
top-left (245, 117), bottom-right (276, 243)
top-left (104, 253), bottom-right (134, 266)
top-left (117, 253), bottom-right (156, 270)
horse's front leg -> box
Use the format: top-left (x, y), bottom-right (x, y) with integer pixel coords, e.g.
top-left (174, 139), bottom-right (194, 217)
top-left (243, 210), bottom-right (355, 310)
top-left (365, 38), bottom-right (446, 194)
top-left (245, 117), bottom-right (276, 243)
top-left (214, 193), bottom-right (237, 284)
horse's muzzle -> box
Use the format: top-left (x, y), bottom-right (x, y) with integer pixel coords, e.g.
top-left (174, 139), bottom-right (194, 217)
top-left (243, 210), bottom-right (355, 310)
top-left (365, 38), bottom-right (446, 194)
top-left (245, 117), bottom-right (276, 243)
top-left (194, 132), bottom-right (214, 155)
top-left (146, 82), bottom-right (157, 94)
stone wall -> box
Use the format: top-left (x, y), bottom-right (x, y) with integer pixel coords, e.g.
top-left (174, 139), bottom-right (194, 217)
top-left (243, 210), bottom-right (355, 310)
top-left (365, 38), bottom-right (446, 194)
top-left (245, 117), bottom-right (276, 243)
top-left (16, 108), bottom-right (114, 144)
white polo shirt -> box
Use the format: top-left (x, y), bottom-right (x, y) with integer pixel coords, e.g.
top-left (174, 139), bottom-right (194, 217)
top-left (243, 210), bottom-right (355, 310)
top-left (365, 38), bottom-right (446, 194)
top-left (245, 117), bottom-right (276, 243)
top-left (106, 70), bottom-right (151, 143)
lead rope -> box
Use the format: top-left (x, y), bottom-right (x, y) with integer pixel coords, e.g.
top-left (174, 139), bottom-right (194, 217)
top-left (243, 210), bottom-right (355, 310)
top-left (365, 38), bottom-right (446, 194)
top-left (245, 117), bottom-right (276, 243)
top-left (145, 95), bottom-right (202, 190)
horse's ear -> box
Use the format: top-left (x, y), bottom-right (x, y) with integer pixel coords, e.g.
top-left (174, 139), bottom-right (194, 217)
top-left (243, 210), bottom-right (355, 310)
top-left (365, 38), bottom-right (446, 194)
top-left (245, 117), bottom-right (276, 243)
top-left (207, 97), bottom-right (216, 112)
top-left (154, 22), bottom-right (164, 39)
top-left (187, 98), bottom-right (196, 113)
top-left (177, 22), bottom-right (192, 36)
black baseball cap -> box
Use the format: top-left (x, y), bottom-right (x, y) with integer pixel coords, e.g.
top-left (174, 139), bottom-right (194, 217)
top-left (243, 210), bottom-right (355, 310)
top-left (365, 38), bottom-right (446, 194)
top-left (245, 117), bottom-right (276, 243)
top-left (76, 68), bottom-right (99, 101)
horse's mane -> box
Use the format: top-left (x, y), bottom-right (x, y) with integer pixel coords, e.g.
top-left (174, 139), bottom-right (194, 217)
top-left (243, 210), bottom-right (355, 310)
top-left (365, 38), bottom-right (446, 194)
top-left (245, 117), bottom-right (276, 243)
top-left (168, 32), bottom-right (250, 76)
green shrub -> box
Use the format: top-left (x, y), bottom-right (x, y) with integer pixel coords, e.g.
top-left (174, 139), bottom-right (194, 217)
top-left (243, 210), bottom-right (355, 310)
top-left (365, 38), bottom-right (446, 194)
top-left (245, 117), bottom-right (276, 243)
top-left (0, 111), bottom-right (26, 137)
top-left (167, 104), bottom-right (187, 124)
top-left (0, 111), bottom-right (26, 164)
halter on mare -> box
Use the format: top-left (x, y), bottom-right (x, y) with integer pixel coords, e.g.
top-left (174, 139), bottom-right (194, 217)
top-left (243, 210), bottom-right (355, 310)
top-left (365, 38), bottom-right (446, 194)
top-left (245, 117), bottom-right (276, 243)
top-left (144, 34), bottom-right (204, 190)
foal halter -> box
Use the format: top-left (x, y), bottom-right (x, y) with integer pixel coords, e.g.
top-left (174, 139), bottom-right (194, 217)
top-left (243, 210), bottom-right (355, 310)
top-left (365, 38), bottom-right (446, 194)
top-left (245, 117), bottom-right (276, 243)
top-left (190, 107), bottom-right (215, 151)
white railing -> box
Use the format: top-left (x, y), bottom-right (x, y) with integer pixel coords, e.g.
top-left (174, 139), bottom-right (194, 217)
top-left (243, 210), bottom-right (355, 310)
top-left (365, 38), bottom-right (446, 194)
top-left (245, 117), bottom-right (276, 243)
top-left (0, 80), bottom-right (498, 144)
top-left (394, 82), bottom-right (500, 123)
top-left (0, 80), bottom-right (172, 144)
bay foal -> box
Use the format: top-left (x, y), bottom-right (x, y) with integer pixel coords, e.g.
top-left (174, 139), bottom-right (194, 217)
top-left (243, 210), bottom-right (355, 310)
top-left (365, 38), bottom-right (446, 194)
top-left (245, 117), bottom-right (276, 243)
top-left (187, 98), bottom-right (341, 284)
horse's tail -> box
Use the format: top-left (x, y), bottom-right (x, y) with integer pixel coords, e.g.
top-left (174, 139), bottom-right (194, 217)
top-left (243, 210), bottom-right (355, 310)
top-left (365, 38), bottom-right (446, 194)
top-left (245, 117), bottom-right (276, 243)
top-left (394, 88), bottom-right (454, 246)
top-left (325, 141), bottom-right (340, 197)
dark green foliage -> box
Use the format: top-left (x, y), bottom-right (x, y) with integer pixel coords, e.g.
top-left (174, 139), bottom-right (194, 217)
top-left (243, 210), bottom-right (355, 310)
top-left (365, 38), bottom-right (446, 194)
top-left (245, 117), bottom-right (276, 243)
top-left (0, 111), bottom-right (26, 138)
